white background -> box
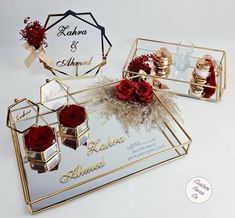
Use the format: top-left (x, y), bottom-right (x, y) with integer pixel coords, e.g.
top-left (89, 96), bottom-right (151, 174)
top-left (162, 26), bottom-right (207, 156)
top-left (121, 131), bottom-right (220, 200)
top-left (0, 0), bottom-right (235, 217)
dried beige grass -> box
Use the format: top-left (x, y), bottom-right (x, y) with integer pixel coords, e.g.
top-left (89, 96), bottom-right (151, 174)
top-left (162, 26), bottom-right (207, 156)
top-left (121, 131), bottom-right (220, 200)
top-left (86, 80), bottom-right (182, 133)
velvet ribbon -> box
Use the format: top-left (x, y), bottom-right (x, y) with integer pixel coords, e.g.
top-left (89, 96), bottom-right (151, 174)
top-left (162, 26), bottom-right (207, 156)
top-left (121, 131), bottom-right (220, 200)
top-left (203, 59), bottom-right (216, 98)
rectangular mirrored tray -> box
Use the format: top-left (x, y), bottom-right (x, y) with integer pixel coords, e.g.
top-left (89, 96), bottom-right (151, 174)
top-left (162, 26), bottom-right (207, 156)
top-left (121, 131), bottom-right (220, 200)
top-left (9, 80), bottom-right (192, 214)
top-left (122, 38), bottom-right (226, 102)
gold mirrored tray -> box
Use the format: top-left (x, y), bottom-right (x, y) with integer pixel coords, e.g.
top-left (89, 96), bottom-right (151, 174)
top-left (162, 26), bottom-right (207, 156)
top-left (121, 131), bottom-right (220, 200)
top-left (8, 79), bottom-right (191, 214)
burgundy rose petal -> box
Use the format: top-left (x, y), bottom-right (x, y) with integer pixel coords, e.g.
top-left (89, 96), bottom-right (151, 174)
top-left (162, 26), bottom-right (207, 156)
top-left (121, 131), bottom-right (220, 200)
top-left (135, 81), bottom-right (153, 104)
top-left (24, 126), bottom-right (54, 152)
top-left (59, 105), bottom-right (86, 128)
top-left (115, 79), bottom-right (135, 101)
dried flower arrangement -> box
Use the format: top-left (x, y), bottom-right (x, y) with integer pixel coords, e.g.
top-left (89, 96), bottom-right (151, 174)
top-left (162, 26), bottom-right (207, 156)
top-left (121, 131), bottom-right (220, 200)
top-left (127, 55), bottom-right (152, 74)
top-left (86, 78), bottom-right (181, 133)
top-left (19, 17), bottom-right (56, 69)
top-left (20, 17), bottom-right (47, 48)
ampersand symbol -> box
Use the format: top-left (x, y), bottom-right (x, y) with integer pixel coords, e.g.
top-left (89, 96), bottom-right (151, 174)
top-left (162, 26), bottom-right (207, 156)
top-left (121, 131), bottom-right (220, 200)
top-left (71, 41), bottom-right (79, 52)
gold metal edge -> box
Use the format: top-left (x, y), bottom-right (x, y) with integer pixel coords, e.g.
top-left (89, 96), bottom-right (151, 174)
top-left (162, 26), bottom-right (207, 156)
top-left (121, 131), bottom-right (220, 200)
top-left (124, 71), bottom-right (220, 102)
top-left (26, 84), bottom-right (192, 204)
top-left (136, 37), bottom-right (225, 53)
top-left (159, 126), bottom-right (181, 156)
top-left (153, 92), bottom-right (192, 142)
top-left (29, 139), bottom-right (190, 205)
top-left (10, 118), bottom-right (31, 205)
top-left (9, 77), bottom-right (192, 212)
top-left (122, 38), bottom-right (138, 76)
top-left (124, 71), bottom-right (223, 90)
top-left (163, 122), bottom-right (187, 154)
top-left (224, 51), bottom-right (227, 89)
top-left (31, 152), bottom-right (188, 214)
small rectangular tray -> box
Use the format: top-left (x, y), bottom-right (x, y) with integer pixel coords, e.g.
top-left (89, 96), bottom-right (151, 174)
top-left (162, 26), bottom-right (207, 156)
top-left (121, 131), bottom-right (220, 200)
top-left (122, 38), bottom-right (226, 102)
top-left (9, 80), bottom-right (191, 214)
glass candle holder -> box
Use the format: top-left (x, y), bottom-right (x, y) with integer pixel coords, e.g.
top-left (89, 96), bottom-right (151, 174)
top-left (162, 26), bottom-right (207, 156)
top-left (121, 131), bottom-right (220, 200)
top-left (174, 41), bottom-right (194, 71)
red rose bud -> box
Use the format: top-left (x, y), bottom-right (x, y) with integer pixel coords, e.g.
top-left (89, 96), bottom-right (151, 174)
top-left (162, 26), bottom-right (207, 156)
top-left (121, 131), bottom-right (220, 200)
top-left (24, 126), bottom-right (54, 152)
top-left (115, 79), bottom-right (135, 101)
top-left (135, 81), bottom-right (153, 103)
top-left (59, 104), bottom-right (86, 128)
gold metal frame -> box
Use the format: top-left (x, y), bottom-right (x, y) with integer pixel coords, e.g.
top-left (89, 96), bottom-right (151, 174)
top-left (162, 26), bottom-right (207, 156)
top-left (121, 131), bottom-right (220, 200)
top-left (58, 119), bottom-right (89, 139)
top-left (40, 78), bottom-right (70, 111)
top-left (29, 152), bottom-right (61, 172)
top-left (122, 38), bottom-right (226, 102)
top-left (43, 10), bottom-right (112, 77)
top-left (61, 129), bottom-right (90, 149)
top-left (8, 79), bottom-right (192, 214)
top-left (23, 128), bottom-right (60, 163)
top-left (7, 98), bottom-right (40, 133)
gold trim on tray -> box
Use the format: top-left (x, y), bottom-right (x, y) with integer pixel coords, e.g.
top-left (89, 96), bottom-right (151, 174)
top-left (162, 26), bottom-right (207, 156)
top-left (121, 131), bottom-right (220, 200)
top-left (8, 78), bottom-right (192, 214)
top-left (122, 38), bottom-right (226, 102)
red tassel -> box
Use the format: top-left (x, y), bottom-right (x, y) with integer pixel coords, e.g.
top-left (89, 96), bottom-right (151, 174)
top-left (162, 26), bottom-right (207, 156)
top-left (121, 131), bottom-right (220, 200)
top-left (203, 59), bottom-right (216, 98)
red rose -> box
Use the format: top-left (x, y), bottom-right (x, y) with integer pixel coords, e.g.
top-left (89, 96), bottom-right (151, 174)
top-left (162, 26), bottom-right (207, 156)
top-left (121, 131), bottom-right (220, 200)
top-left (115, 79), bottom-right (135, 101)
top-left (24, 126), bottom-right (54, 152)
top-left (59, 104), bottom-right (86, 128)
top-left (135, 81), bottom-right (153, 103)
